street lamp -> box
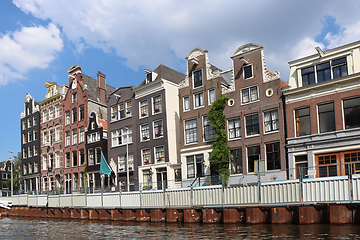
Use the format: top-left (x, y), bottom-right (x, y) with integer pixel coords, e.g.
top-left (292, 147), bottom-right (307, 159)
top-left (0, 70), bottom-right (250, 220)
top-left (9, 151), bottom-right (13, 196)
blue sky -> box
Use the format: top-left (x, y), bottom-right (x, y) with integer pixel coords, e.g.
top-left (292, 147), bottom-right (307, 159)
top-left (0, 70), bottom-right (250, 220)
top-left (1, 0), bottom-right (360, 161)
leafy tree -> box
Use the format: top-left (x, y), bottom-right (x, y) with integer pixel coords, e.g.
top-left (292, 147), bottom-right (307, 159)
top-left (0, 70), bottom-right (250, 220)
top-left (2, 152), bottom-right (23, 194)
top-left (207, 95), bottom-right (230, 179)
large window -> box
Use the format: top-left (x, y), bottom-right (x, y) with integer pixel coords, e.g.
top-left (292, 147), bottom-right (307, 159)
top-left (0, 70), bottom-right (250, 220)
top-left (301, 66), bottom-right (315, 86)
top-left (79, 105), bottom-right (84, 121)
top-left (193, 69), bottom-right (202, 88)
top-left (153, 120), bottom-right (163, 138)
top-left (264, 109), bottom-right (279, 133)
top-left (230, 148), bottom-right (242, 174)
top-left (72, 129), bottom-right (77, 145)
top-left (244, 65), bottom-right (253, 79)
top-left (155, 146), bottom-right (165, 162)
top-left (183, 96), bottom-right (190, 112)
top-left (186, 154), bottom-right (204, 179)
top-left (153, 95), bottom-right (162, 114)
top-left (65, 111), bottom-right (70, 125)
top-left (242, 86), bottom-right (258, 104)
top-left (228, 117), bottom-right (241, 139)
top-left (332, 57), bottom-right (348, 79)
top-left (318, 102), bottom-right (335, 133)
top-left (247, 145), bottom-right (260, 173)
top-left (318, 154), bottom-right (338, 177)
top-left (79, 149), bottom-right (85, 166)
top-left (142, 149), bottom-right (151, 165)
top-left (245, 114), bottom-right (259, 136)
top-left (203, 116), bottom-right (215, 142)
top-left (140, 100), bottom-right (148, 118)
top-left (72, 151), bottom-right (77, 167)
top-left (65, 152), bottom-right (70, 168)
top-left (88, 149), bottom-right (94, 165)
top-left (79, 127), bottom-right (84, 143)
top-left (65, 131), bottom-right (70, 147)
top-left (208, 89), bottom-right (216, 105)
top-left (56, 105), bottom-right (60, 118)
top-left (55, 127), bottom-right (60, 142)
top-left (95, 147), bottom-right (101, 165)
top-left (141, 124), bottom-right (150, 141)
top-left (266, 142), bottom-right (280, 170)
top-left (295, 107), bottom-right (311, 136)
top-left (111, 127), bottom-right (132, 147)
top-left (185, 119), bottom-right (197, 144)
top-left (194, 92), bottom-right (204, 108)
top-left (316, 62), bottom-right (331, 83)
top-left (72, 108), bottom-right (77, 123)
top-left (343, 97), bottom-right (360, 129)
top-left (118, 155), bottom-right (125, 172)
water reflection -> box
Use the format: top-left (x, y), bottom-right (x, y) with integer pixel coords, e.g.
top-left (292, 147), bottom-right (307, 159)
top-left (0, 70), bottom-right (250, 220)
top-left (1, 217), bottom-right (360, 239)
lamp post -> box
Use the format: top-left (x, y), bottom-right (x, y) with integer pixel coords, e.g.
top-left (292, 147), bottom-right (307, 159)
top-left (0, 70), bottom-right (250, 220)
top-left (125, 127), bottom-right (130, 192)
top-left (9, 151), bottom-right (13, 196)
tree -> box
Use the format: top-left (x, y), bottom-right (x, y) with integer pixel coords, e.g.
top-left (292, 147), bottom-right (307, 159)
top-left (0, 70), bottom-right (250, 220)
top-left (2, 152), bottom-right (23, 194)
top-left (207, 95), bottom-right (230, 179)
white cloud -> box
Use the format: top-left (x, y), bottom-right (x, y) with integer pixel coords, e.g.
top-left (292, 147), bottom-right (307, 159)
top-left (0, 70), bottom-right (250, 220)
top-left (12, 0), bottom-right (360, 80)
top-left (0, 23), bottom-right (63, 85)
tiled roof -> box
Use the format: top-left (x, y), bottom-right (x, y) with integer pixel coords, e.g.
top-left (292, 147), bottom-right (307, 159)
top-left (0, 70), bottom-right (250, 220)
top-left (81, 74), bottom-right (116, 102)
top-left (98, 119), bottom-right (107, 130)
top-left (139, 64), bottom-right (185, 86)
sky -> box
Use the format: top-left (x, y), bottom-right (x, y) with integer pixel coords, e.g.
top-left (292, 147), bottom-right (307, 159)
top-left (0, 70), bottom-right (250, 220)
top-left (1, 0), bottom-right (360, 161)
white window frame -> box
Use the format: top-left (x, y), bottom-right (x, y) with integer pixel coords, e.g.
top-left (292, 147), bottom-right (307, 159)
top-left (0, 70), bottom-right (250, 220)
top-left (263, 109), bottom-right (279, 134)
top-left (208, 88), bottom-right (216, 105)
top-left (142, 148), bottom-right (151, 165)
top-left (141, 123), bottom-right (150, 141)
top-left (243, 64), bottom-right (254, 80)
top-left (183, 96), bottom-right (190, 112)
top-left (228, 117), bottom-right (241, 140)
top-left (241, 85), bottom-right (259, 105)
top-left (155, 145), bottom-right (165, 162)
top-left (153, 119), bottom-right (163, 138)
top-left (194, 92), bottom-right (204, 109)
top-left (192, 69), bottom-right (203, 89)
top-left (152, 95), bottom-right (162, 114)
top-left (184, 118), bottom-right (197, 145)
top-left (140, 99), bottom-right (148, 118)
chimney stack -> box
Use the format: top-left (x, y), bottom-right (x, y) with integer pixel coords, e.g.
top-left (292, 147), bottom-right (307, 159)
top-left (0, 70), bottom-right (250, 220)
top-left (97, 71), bottom-right (106, 103)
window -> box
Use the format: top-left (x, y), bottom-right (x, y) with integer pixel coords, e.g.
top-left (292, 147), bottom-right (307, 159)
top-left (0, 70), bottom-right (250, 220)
top-left (153, 120), bottom-right (163, 138)
top-left (126, 100), bottom-right (132, 117)
top-left (247, 145), bottom-right (260, 173)
top-left (79, 149), bottom-right (85, 166)
top-left (95, 147), bottom-right (101, 165)
top-left (43, 155), bottom-right (47, 170)
top-left (316, 62), bottom-right (331, 83)
top-left (244, 65), bottom-right (253, 79)
top-left (295, 107), bottom-right (311, 136)
top-left (23, 164), bottom-right (27, 175)
top-left (65, 131), bottom-right (70, 147)
top-left (318, 154), bottom-right (338, 177)
top-left (28, 131), bottom-right (32, 142)
top-left (344, 151), bottom-right (360, 175)
top-left (49, 108), bottom-right (54, 120)
top-left (43, 110), bottom-right (48, 123)
top-left (72, 108), bottom-right (77, 123)
top-left (146, 72), bottom-right (152, 83)
top-left (140, 100), bottom-right (148, 118)
top-left (228, 118), bottom-right (241, 139)
top-left (87, 132), bottom-right (100, 143)
top-left (79, 127), bottom-right (84, 143)
top-left (78, 105), bottom-right (84, 121)
top-left (203, 116), bottom-right (215, 141)
top-left (183, 96), bottom-right (190, 111)
top-left (143, 170), bottom-right (152, 187)
top-left (33, 129), bottom-right (38, 140)
top-left (264, 109), bottom-right (279, 133)
top-left (141, 124), bottom-right (150, 141)
top-left (118, 103), bottom-right (125, 119)
top-left (186, 154), bottom-right (204, 178)
top-left (65, 152), bottom-right (70, 168)
top-left (27, 118), bottom-right (32, 128)
top-left (318, 102), bottom-right (335, 133)
top-left (343, 97), bottom-right (360, 129)
top-left (56, 105), bottom-right (60, 118)
top-left (34, 162), bottom-right (38, 173)
top-left (208, 89), bottom-right (216, 105)
top-left (72, 151), bottom-right (77, 167)
top-left (142, 149), bottom-right (151, 165)
top-left (193, 69), bottom-right (202, 88)
top-left (185, 119), bottom-right (197, 144)
top-left (245, 114), bottom-right (259, 136)
top-left (33, 116), bottom-right (37, 125)
top-left (153, 95), bottom-right (162, 113)
top-left (332, 57), bottom-right (348, 79)
top-left (242, 86), bottom-right (258, 104)
top-left (301, 66), bottom-right (315, 87)
top-left (230, 148), bottom-right (242, 174)
top-left (128, 154), bottom-right (134, 170)
top-left (118, 155), bottom-right (125, 172)
top-left (72, 129), bottom-right (77, 145)
top-left (88, 149), bottom-right (94, 165)
top-left (55, 152), bottom-right (60, 168)
top-left (23, 133), bottom-right (27, 144)
top-left (33, 145), bottom-right (38, 156)
top-left (49, 129), bottom-right (54, 146)
top-left (22, 120), bottom-right (26, 130)
top-left (266, 142), bottom-right (280, 170)
top-left (174, 169), bottom-right (182, 182)
top-left (42, 131), bottom-right (47, 145)
top-left (155, 146), bottom-right (165, 162)
top-left (194, 92), bottom-right (204, 108)
top-left (23, 148), bottom-right (27, 159)
top-left (28, 146), bottom-right (32, 158)
top-left (111, 105), bottom-right (117, 121)
top-left (65, 111), bottom-right (70, 125)
top-left (72, 93), bottom-right (77, 103)
top-left (29, 163), bottom-right (32, 174)
top-left (111, 127), bottom-right (132, 147)
top-left (49, 154), bottom-right (53, 169)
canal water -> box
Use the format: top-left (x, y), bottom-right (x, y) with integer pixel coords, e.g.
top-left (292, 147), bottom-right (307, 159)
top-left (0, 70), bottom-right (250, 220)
top-left (1, 217), bottom-right (360, 239)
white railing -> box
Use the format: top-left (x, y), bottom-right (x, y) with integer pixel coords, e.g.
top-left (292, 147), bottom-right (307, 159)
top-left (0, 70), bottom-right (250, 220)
top-left (3, 175), bottom-right (360, 208)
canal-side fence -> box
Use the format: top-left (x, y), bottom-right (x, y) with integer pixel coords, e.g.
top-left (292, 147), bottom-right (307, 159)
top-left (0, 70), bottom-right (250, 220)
top-left (2, 174), bottom-right (359, 209)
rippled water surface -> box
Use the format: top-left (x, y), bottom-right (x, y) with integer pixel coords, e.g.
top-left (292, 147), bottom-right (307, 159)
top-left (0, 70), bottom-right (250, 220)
top-left (1, 217), bottom-right (360, 239)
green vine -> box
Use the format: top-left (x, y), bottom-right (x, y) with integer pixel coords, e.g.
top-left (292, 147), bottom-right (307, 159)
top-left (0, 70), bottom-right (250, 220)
top-left (207, 95), bottom-right (230, 179)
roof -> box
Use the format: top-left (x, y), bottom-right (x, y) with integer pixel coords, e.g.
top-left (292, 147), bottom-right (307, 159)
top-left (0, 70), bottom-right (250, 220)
top-left (81, 74), bottom-right (116, 101)
top-left (98, 119), bottom-right (107, 130)
top-left (138, 64), bottom-right (185, 87)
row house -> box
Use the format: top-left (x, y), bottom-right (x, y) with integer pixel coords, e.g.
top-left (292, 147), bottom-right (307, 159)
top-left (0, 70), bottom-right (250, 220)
top-left (40, 82), bottom-right (67, 192)
top-left (0, 159), bottom-right (11, 196)
top-left (178, 48), bottom-right (230, 186)
top-left (283, 40), bottom-right (360, 179)
top-left (62, 65), bottom-right (115, 193)
top-left (21, 93), bottom-right (41, 192)
top-left (85, 111), bottom-right (110, 191)
top-left (223, 43), bottom-right (288, 184)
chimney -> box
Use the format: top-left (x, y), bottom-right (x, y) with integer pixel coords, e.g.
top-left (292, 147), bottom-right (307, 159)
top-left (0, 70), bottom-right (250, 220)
top-left (97, 71), bottom-right (106, 103)
top-left (67, 65), bottom-right (82, 85)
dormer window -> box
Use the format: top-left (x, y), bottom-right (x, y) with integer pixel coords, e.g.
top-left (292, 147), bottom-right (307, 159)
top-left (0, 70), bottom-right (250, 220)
top-left (193, 69), bottom-right (202, 88)
top-left (244, 65), bottom-right (253, 79)
top-left (146, 72), bottom-right (152, 83)
top-left (332, 57), bottom-right (348, 78)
